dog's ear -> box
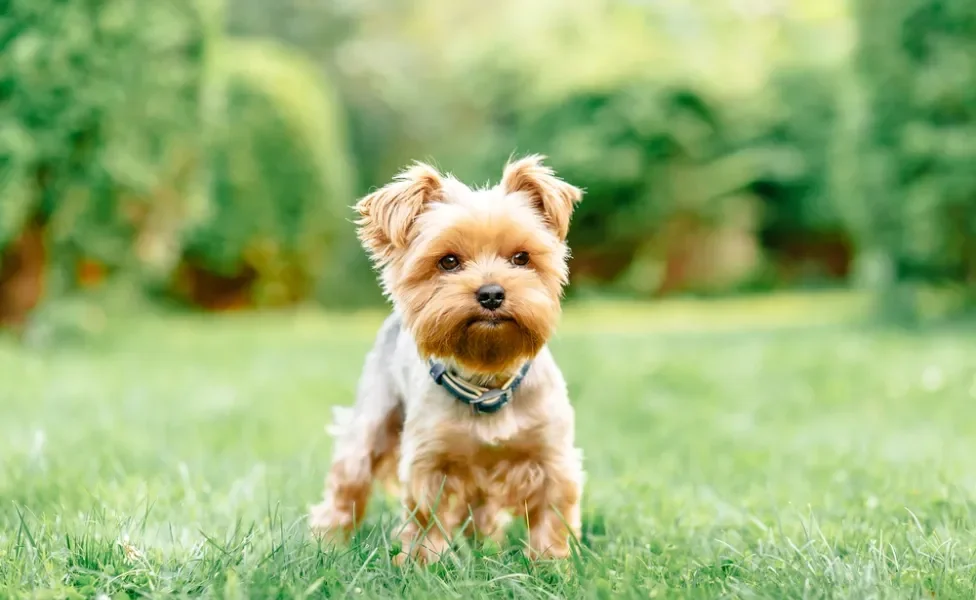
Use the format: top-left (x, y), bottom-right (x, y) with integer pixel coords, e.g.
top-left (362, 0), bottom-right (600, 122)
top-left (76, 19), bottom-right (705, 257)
top-left (355, 162), bottom-right (444, 263)
top-left (501, 154), bottom-right (582, 241)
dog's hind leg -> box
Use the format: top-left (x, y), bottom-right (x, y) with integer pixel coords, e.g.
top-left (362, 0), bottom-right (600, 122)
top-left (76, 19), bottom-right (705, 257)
top-left (310, 317), bottom-right (404, 539)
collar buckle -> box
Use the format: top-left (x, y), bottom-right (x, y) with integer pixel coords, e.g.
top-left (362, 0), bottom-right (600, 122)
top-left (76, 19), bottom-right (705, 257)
top-left (471, 388), bottom-right (509, 414)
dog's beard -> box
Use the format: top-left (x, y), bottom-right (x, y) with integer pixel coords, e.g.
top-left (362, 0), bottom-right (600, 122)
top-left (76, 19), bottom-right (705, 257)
top-left (409, 302), bottom-right (552, 374)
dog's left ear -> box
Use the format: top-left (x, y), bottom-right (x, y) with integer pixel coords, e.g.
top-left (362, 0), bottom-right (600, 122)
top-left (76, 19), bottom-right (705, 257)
top-left (501, 155), bottom-right (582, 240)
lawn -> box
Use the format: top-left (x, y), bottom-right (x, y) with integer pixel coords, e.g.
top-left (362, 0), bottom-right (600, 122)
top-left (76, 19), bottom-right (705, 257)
top-left (2, 295), bottom-right (976, 599)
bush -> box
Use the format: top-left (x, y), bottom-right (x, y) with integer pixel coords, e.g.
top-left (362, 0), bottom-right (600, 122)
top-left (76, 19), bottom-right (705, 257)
top-left (741, 68), bottom-right (856, 286)
top-left (174, 39), bottom-right (357, 309)
top-left (1, 0), bottom-right (362, 316)
top-left (0, 0), bottom-right (214, 278)
top-left (853, 0), bottom-right (976, 288)
top-left (503, 84), bottom-right (755, 293)
top-left (320, 1), bottom-right (857, 298)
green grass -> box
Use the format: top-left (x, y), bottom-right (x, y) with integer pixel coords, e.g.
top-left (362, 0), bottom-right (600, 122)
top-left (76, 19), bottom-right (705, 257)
top-left (2, 296), bottom-right (976, 598)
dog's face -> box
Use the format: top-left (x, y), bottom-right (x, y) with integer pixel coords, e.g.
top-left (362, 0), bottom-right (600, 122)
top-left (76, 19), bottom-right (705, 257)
top-left (355, 155), bottom-right (582, 374)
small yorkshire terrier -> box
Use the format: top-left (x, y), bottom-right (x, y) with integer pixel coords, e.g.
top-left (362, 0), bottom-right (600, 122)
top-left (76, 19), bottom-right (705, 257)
top-left (309, 155), bottom-right (585, 562)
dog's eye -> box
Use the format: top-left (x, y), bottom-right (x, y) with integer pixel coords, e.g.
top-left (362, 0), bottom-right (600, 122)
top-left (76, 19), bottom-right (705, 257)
top-left (511, 251), bottom-right (530, 267)
top-left (438, 254), bottom-right (461, 271)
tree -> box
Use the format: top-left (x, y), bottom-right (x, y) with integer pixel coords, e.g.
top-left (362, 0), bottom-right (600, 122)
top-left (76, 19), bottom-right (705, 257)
top-left (174, 39), bottom-right (357, 309)
top-left (853, 0), bottom-right (976, 300)
top-left (0, 0), bottom-right (360, 325)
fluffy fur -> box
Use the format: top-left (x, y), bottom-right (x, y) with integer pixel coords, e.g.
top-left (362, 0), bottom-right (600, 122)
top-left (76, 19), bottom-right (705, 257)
top-left (309, 155), bottom-right (585, 562)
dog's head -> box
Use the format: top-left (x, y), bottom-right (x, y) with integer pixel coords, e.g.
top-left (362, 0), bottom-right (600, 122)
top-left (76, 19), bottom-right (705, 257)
top-left (355, 155), bottom-right (582, 374)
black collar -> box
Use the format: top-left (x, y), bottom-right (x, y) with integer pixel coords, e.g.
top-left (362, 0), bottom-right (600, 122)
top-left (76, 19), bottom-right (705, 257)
top-left (428, 359), bottom-right (531, 414)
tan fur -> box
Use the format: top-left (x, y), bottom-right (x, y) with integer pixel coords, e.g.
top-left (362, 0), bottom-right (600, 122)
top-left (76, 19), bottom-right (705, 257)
top-left (501, 154), bottom-right (583, 241)
top-left (354, 162), bottom-right (445, 268)
top-left (310, 156), bottom-right (584, 563)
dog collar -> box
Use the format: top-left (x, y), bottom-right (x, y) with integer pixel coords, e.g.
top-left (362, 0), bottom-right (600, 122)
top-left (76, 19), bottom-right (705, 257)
top-left (428, 359), bottom-right (531, 414)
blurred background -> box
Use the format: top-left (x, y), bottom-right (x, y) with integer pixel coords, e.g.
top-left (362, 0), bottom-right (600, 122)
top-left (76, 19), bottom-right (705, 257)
top-left (1, 0), bottom-right (974, 333)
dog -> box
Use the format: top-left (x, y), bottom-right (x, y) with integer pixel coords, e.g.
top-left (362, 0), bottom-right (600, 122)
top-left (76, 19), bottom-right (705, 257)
top-left (309, 155), bottom-right (585, 562)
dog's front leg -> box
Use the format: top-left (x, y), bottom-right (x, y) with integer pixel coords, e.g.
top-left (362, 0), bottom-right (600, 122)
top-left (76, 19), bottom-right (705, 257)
top-left (526, 447), bottom-right (583, 559)
top-left (394, 458), bottom-right (462, 565)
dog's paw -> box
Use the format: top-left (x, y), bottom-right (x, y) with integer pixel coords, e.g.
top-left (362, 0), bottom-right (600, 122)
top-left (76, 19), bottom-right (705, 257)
top-left (392, 550), bottom-right (410, 567)
top-left (392, 545), bottom-right (446, 567)
top-left (523, 540), bottom-right (572, 561)
top-left (308, 502), bottom-right (351, 543)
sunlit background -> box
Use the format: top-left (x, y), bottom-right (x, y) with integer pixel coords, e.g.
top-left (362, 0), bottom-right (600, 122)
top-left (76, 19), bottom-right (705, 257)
top-left (2, 0), bottom-right (973, 325)
top-left (2, 0), bottom-right (976, 597)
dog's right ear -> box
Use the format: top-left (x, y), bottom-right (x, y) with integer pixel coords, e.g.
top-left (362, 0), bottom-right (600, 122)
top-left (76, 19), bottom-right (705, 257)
top-left (354, 162), bottom-right (443, 264)
top-left (501, 154), bottom-right (582, 241)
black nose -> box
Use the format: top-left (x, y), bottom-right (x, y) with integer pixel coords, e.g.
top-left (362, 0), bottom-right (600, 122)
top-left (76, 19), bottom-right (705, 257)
top-left (476, 283), bottom-right (505, 310)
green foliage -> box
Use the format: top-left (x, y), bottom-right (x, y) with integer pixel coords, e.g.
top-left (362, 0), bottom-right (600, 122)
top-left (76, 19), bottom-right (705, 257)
top-left (507, 85), bottom-right (730, 251)
top-left (0, 125), bottom-right (33, 246)
top-left (0, 0), bottom-right (214, 277)
top-left (181, 38), bottom-right (356, 306)
top-left (5, 0), bottom-right (975, 309)
top-left (316, 0), bottom-right (862, 297)
top-left (1, 0), bottom-right (361, 310)
top-left (853, 0), bottom-right (976, 285)
top-left (745, 68), bottom-right (845, 237)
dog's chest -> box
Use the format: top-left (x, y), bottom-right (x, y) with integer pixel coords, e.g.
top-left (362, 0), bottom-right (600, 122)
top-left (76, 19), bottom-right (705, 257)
top-left (440, 414), bottom-right (544, 456)
top-left (441, 429), bottom-right (549, 504)
top-left (457, 400), bottom-right (543, 447)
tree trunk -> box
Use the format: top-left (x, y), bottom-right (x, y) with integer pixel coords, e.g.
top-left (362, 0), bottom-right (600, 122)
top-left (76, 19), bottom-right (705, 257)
top-left (170, 259), bottom-right (258, 312)
top-left (0, 218), bottom-right (47, 331)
